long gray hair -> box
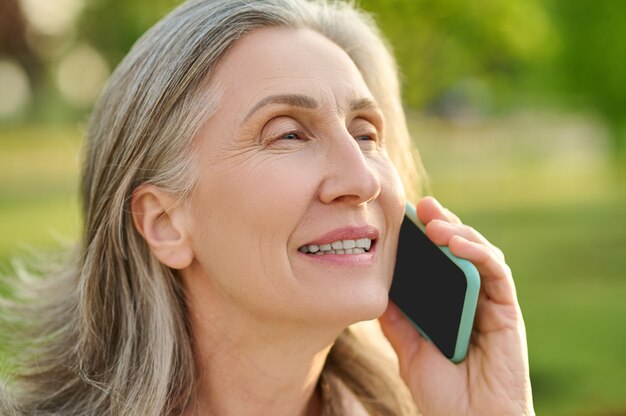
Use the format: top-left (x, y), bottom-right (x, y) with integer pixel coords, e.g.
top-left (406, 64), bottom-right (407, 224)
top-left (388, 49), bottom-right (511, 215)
top-left (1, 0), bottom-right (423, 414)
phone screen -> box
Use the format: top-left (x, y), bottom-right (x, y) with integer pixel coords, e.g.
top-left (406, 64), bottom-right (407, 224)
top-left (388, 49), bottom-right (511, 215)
top-left (389, 215), bottom-right (469, 359)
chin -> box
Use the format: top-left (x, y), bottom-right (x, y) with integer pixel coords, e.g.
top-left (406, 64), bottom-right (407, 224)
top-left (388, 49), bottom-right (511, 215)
top-left (350, 291), bottom-right (390, 323)
top-left (315, 284), bottom-right (390, 327)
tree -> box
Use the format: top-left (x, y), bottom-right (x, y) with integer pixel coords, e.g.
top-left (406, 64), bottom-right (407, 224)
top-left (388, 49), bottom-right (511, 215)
top-left (359, 0), bottom-right (553, 111)
top-left (79, 0), bottom-right (180, 64)
top-left (544, 0), bottom-right (626, 163)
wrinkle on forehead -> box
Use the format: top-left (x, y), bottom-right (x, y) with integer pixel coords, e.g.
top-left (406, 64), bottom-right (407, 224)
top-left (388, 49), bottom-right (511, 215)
top-left (217, 27), bottom-right (370, 89)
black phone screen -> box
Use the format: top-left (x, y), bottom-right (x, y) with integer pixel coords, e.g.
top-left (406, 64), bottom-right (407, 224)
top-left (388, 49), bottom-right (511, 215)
top-left (389, 216), bottom-right (468, 359)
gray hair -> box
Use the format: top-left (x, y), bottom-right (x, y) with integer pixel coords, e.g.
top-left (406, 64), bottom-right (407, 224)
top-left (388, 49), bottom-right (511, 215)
top-left (1, 1), bottom-right (423, 414)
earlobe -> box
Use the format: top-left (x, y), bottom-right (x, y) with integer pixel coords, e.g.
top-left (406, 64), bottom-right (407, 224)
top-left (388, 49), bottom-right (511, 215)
top-left (131, 185), bottom-right (194, 269)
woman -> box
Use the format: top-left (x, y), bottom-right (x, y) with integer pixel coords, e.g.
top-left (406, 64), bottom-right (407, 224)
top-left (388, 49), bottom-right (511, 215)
top-left (0, 0), bottom-right (534, 414)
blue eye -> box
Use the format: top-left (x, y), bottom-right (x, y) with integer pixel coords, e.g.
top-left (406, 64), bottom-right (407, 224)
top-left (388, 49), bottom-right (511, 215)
top-left (356, 135), bottom-right (373, 141)
top-left (282, 132), bottom-right (300, 140)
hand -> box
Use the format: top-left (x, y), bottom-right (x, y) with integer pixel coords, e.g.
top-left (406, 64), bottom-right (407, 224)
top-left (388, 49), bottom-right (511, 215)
top-left (378, 196), bottom-right (534, 416)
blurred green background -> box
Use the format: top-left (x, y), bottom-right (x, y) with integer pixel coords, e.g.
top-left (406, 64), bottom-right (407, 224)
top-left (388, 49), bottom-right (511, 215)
top-left (1, 0), bottom-right (624, 414)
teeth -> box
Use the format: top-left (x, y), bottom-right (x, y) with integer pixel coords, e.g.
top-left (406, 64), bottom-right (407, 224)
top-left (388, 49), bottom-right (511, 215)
top-left (299, 238), bottom-right (372, 255)
top-left (356, 238), bottom-right (371, 250)
top-left (342, 240), bottom-right (356, 249)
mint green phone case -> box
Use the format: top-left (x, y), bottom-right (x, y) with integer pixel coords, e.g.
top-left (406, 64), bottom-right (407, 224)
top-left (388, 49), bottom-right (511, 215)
top-left (404, 202), bottom-right (481, 363)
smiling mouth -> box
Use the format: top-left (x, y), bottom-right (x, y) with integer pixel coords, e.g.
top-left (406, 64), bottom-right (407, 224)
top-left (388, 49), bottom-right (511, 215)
top-left (298, 238), bottom-right (374, 255)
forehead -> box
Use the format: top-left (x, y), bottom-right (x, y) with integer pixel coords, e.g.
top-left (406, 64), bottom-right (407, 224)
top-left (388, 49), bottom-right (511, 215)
top-left (210, 26), bottom-right (373, 113)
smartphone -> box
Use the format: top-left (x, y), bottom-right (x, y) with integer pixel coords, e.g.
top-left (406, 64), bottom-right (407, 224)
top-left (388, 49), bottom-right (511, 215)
top-left (389, 202), bottom-right (481, 363)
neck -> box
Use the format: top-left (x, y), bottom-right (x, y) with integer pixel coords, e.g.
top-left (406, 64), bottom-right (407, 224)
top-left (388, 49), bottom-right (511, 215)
top-left (182, 275), bottom-right (344, 416)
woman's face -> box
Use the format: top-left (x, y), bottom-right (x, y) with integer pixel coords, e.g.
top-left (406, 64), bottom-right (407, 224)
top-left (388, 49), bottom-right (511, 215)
top-left (183, 27), bottom-right (405, 327)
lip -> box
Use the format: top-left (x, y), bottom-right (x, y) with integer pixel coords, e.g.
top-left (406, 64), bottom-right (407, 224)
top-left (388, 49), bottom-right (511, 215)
top-left (300, 225), bottom-right (380, 247)
top-left (298, 244), bottom-right (377, 266)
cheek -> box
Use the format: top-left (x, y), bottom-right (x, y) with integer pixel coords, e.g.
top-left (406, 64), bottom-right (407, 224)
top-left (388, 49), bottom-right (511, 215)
top-left (230, 154), bottom-right (319, 225)
top-left (187, 152), bottom-right (319, 275)
top-left (197, 149), bottom-right (317, 219)
top-left (375, 156), bottom-right (406, 221)
top-left (376, 157), bottom-right (407, 277)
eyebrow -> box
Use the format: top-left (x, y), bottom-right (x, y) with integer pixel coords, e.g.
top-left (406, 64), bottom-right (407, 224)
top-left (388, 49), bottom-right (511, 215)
top-left (349, 97), bottom-right (378, 112)
top-left (243, 94), bottom-right (318, 123)
top-left (242, 94), bottom-right (379, 123)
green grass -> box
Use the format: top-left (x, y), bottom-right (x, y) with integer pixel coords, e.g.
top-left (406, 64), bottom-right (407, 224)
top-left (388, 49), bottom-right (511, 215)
top-left (457, 198), bottom-right (626, 416)
top-left (1, 118), bottom-right (625, 415)
top-left (413, 112), bottom-right (626, 416)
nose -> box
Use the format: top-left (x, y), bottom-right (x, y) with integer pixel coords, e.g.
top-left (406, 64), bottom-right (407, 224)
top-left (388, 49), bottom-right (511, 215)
top-left (318, 130), bottom-right (382, 206)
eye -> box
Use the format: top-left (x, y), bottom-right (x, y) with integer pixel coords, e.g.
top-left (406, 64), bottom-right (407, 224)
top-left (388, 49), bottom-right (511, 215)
top-left (351, 128), bottom-right (379, 146)
top-left (281, 131), bottom-right (302, 140)
top-left (349, 117), bottom-right (380, 146)
top-left (260, 116), bottom-right (310, 146)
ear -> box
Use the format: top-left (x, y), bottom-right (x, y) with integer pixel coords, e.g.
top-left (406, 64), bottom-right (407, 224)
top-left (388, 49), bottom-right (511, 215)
top-left (131, 184), bottom-right (194, 270)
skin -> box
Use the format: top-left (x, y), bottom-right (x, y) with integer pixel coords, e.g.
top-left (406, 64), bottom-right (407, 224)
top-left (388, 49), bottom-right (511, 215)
top-left (132, 26), bottom-right (533, 416)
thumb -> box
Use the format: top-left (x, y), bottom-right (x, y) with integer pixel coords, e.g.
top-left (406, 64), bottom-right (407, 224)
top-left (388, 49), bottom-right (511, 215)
top-left (378, 300), bottom-right (451, 385)
top-left (378, 300), bottom-right (423, 372)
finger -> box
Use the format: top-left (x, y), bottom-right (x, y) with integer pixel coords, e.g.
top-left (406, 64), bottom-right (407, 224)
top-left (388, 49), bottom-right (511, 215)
top-left (442, 207), bottom-right (462, 225)
top-left (473, 290), bottom-right (522, 333)
top-left (416, 196), bottom-right (462, 225)
top-left (448, 235), bottom-right (517, 305)
top-left (425, 220), bottom-right (505, 261)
